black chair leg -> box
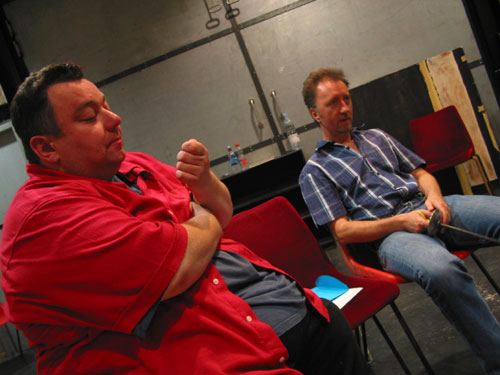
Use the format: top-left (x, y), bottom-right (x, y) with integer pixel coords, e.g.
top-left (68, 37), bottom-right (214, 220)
top-left (362, 323), bottom-right (370, 362)
top-left (15, 329), bottom-right (23, 359)
top-left (354, 325), bottom-right (369, 363)
top-left (371, 314), bottom-right (411, 375)
top-left (2, 325), bottom-right (23, 359)
top-left (390, 302), bottom-right (434, 374)
top-left (470, 252), bottom-right (500, 296)
top-left (354, 325), bottom-right (361, 345)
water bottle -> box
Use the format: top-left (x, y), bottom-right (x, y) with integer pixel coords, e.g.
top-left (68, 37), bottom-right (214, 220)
top-left (235, 143), bottom-right (248, 170)
top-left (227, 145), bottom-right (241, 174)
top-left (283, 113), bottom-right (301, 151)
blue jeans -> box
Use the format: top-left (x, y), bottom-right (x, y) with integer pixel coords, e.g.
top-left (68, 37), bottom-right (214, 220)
top-left (377, 194), bottom-right (500, 375)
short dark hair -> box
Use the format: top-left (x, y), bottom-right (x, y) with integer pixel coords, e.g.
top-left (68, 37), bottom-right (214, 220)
top-left (9, 63), bottom-right (85, 164)
top-left (302, 68), bottom-right (349, 109)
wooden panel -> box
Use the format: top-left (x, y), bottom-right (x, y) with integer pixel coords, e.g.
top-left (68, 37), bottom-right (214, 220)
top-left (350, 64), bottom-right (435, 151)
top-left (426, 50), bottom-right (498, 183)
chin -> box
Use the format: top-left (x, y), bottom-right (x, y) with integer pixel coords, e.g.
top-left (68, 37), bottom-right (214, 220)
top-left (119, 149), bottom-right (127, 160)
top-left (113, 149), bottom-right (127, 163)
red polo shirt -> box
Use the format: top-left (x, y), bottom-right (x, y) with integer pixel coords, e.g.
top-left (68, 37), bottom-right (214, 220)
top-left (1, 152), bottom-right (328, 374)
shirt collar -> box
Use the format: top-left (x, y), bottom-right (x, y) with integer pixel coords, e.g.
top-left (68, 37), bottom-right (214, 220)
top-left (315, 126), bottom-right (365, 151)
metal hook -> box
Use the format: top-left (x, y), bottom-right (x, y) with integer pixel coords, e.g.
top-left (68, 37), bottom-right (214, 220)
top-left (270, 90), bottom-right (284, 122)
top-left (249, 99), bottom-right (265, 142)
top-left (206, 0), bottom-right (222, 13)
top-left (249, 99), bottom-right (265, 130)
top-left (204, 0), bottom-right (220, 29)
top-left (224, 0), bottom-right (240, 19)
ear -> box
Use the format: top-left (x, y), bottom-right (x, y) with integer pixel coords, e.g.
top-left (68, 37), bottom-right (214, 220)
top-left (30, 136), bottom-right (60, 165)
top-left (309, 107), bottom-right (321, 124)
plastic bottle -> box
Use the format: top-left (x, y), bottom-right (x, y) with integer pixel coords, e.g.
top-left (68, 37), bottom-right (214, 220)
top-left (227, 145), bottom-right (241, 174)
top-left (282, 113), bottom-right (301, 151)
top-left (235, 143), bottom-right (248, 170)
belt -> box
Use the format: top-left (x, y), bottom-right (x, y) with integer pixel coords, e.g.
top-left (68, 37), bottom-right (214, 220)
top-left (392, 191), bottom-right (425, 215)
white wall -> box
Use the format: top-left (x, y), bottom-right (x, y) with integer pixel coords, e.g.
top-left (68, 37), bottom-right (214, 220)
top-left (1, 0), bottom-right (499, 190)
top-left (0, 122), bottom-right (27, 226)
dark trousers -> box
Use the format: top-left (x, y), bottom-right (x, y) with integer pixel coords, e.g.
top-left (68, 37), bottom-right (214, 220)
top-left (279, 299), bottom-right (369, 375)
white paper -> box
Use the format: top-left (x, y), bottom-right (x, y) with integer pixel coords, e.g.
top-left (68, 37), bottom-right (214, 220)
top-left (332, 287), bottom-right (363, 309)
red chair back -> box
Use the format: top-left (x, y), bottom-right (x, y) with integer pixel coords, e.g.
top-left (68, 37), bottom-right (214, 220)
top-left (223, 197), bottom-right (339, 288)
top-left (410, 105), bottom-right (475, 173)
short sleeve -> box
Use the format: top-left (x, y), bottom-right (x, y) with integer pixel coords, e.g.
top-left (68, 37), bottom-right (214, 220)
top-left (299, 164), bottom-right (347, 226)
top-left (4, 189), bottom-right (188, 334)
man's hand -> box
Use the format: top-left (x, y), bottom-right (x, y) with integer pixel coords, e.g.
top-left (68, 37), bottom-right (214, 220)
top-left (176, 139), bottom-right (233, 227)
top-left (401, 209), bottom-right (432, 233)
top-left (424, 191), bottom-right (451, 225)
top-left (176, 139), bottom-right (211, 193)
top-left (411, 168), bottom-right (450, 225)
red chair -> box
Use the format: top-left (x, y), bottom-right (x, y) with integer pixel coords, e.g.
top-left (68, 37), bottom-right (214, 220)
top-left (409, 105), bottom-right (500, 295)
top-left (338, 241), bottom-right (471, 284)
top-left (409, 105), bottom-right (493, 195)
top-left (0, 302), bottom-right (23, 359)
top-left (223, 197), bottom-right (432, 374)
top-left (338, 231), bottom-right (500, 295)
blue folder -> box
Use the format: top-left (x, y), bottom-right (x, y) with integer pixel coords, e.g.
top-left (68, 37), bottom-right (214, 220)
top-left (311, 275), bottom-right (349, 300)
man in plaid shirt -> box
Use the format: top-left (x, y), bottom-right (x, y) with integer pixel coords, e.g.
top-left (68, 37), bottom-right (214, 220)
top-left (299, 68), bottom-right (500, 375)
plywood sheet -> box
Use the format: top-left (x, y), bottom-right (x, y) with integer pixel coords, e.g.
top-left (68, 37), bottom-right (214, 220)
top-left (426, 51), bottom-right (497, 184)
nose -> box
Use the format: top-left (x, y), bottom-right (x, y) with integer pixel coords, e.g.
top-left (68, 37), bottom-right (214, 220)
top-left (103, 108), bottom-right (122, 130)
top-left (339, 99), bottom-right (351, 114)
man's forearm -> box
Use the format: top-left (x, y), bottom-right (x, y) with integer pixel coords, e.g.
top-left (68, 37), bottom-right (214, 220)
top-left (162, 204), bottom-right (222, 300)
top-left (191, 171), bottom-right (233, 228)
top-left (332, 216), bottom-right (404, 244)
top-left (412, 168), bottom-right (443, 198)
top-left (332, 209), bottom-right (431, 245)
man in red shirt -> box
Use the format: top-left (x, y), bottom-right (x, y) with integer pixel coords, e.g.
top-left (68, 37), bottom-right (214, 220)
top-left (1, 63), bottom-right (368, 375)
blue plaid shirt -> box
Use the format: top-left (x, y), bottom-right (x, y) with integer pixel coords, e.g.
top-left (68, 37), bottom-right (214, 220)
top-left (299, 128), bottom-right (425, 226)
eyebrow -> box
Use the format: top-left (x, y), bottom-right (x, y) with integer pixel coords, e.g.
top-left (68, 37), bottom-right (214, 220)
top-left (74, 94), bottom-right (107, 113)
